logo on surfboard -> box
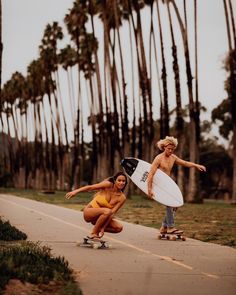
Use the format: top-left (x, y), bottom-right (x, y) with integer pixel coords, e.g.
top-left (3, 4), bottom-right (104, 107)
top-left (140, 171), bottom-right (149, 182)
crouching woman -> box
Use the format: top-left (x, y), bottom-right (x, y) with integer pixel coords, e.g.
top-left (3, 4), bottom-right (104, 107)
top-left (65, 172), bottom-right (128, 239)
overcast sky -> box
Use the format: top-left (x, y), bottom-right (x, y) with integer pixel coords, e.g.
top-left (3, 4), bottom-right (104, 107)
top-left (2, 0), bottom-right (235, 142)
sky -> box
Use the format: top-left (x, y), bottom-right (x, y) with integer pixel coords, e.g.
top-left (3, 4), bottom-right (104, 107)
top-left (2, 0), bottom-right (235, 142)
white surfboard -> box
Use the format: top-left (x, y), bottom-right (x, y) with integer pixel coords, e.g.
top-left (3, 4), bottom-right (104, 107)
top-left (121, 157), bottom-right (184, 207)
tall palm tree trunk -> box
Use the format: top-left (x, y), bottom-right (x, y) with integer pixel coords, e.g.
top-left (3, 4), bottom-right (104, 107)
top-left (90, 11), bottom-right (107, 180)
top-left (135, 4), bottom-right (153, 156)
top-left (157, 0), bottom-right (169, 138)
top-left (223, 0), bottom-right (236, 204)
top-left (113, 0), bottom-right (129, 157)
top-left (166, 1), bottom-right (185, 193)
top-left (170, 0), bottom-right (199, 202)
top-left (194, 0), bottom-right (200, 142)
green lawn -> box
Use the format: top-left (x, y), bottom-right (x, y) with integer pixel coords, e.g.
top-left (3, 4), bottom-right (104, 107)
top-left (1, 188), bottom-right (235, 248)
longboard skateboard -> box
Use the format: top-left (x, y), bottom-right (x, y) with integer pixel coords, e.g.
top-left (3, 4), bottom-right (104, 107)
top-left (77, 237), bottom-right (111, 249)
top-left (158, 231), bottom-right (186, 241)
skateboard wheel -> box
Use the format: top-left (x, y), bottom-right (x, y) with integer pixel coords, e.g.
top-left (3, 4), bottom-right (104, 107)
top-left (93, 243), bottom-right (99, 249)
top-left (181, 236), bottom-right (186, 241)
top-left (83, 238), bottom-right (90, 245)
top-left (166, 235), bottom-right (170, 240)
top-left (170, 236), bottom-right (176, 241)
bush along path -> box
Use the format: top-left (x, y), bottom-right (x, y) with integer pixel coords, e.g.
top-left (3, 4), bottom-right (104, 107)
top-left (0, 218), bottom-right (27, 241)
top-left (0, 218), bottom-right (83, 295)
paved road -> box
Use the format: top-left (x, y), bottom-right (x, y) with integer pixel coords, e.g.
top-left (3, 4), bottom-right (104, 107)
top-left (0, 194), bottom-right (236, 295)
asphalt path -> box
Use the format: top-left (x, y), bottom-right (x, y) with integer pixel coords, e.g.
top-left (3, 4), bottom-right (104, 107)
top-left (0, 194), bottom-right (236, 295)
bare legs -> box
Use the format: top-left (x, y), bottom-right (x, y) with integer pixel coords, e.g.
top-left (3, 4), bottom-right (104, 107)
top-left (83, 207), bottom-right (123, 238)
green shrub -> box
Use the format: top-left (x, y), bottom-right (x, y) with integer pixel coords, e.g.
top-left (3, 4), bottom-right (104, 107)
top-left (0, 218), bottom-right (27, 241)
top-left (0, 242), bottom-right (77, 292)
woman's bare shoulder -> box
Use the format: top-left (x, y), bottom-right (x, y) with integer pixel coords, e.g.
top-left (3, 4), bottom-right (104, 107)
top-left (93, 180), bottom-right (113, 190)
top-left (102, 179), bottom-right (113, 185)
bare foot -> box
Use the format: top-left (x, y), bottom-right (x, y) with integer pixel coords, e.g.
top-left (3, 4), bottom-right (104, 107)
top-left (99, 229), bottom-right (105, 238)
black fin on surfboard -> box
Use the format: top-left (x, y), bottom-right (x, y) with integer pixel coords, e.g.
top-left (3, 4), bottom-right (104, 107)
top-left (121, 157), bottom-right (138, 177)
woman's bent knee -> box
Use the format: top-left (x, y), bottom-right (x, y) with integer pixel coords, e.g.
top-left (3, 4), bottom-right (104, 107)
top-left (83, 215), bottom-right (91, 222)
top-left (83, 207), bottom-right (112, 222)
top-left (116, 224), bottom-right (123, 233)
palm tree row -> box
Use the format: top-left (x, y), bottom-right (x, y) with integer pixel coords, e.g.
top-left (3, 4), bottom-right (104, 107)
top-left (0, 0), bottom-right (233, 202)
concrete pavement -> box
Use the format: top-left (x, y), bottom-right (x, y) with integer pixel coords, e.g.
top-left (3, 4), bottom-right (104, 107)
top-left (0, 194), bottom-right (235, 295)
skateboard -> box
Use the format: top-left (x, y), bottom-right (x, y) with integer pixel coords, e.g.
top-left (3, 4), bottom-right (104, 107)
top-left (158, 231), bottom-right (186, 241)
top-left (77, 237), bottom-right (111, 249)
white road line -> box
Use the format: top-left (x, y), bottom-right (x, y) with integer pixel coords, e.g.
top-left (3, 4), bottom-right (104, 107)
top-left (0, 196), bottom-right (219, 279)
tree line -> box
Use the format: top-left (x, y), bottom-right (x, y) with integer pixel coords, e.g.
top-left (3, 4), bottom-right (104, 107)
top-left (0, 0), bottom-right (235, 204)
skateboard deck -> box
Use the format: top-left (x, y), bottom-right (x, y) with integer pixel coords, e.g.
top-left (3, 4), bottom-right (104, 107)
top-left (158, 232), bottom-right (186, 241)
top-left (77, 237), bottom-right (111, 249)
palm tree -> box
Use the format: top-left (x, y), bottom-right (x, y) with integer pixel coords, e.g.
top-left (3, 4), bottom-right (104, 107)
top-left (27, 59), bottom-right (47, 189)
top-left (157, 0), bottom-right (169, 138)
top-left (1, 79), bottom-right (18, 182)
top-left (8, 72), bottom-right (29, 188)
top-left (39, 22), bottom-right (70, 190)
top-left (1, 80), bottom-right (19, 141)
top-left (58, 45), bottom-right (79, 187)
top-left (120, 0), bottom-right (138, 159)
top-left (131, 1), bottom-right (154, 159)
top-left (64, 1), bottom-right (88, 186)
top-left (97, 1), bottom-right (126, 175)
top-left (168, 0), bottom-right (200, 202)
top-left (87, 0), bottom-right (110, 180)
top-left (122, 1), bottom-right (143, 161)
top-left (95, 0), bottom-right (124, 176)
top-left (166, 0), bottom-right (185, 192)
top-left (112, 0), bottom-right (130, 158)
top-left (194, 0), bottom-right (200, 143)
top-left (65, 1), bottom-right (100, 183)
top-left (223, 0), bottom-right (236, 204)
top-left (38, 46), bottom-right (59, 190)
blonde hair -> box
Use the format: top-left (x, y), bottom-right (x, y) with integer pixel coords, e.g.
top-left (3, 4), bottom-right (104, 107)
top-left (157, 136), bottom-right (178, 151)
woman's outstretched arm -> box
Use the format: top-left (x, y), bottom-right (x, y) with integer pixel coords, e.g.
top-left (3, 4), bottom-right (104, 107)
top-left (65, 180), bottom-right (112, 199)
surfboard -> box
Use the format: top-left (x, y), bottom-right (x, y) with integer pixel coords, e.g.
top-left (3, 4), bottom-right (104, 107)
top-left (121, 157), bottom-right (184, 207)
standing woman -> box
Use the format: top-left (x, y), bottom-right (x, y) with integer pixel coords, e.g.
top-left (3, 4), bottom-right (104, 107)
top-left (65, 172), bottom-right (128, 239)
